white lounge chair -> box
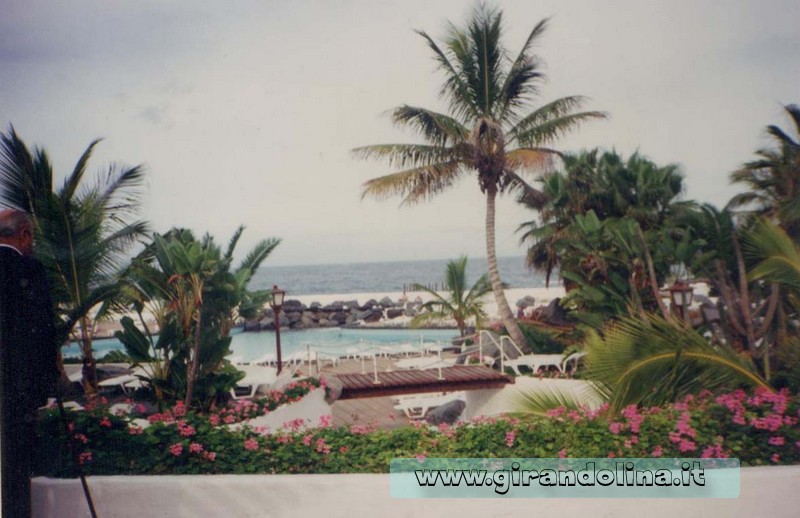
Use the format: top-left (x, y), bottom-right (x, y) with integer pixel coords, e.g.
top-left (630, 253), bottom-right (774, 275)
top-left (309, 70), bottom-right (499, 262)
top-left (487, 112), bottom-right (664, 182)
top-left (561, 351), bottom-right (586, 373)
top-left (505, 353), bottom-right (565, 376)
top-left (231, 365), bottom-right (278, 399)
top-left (393, 357), bottom-right (456, 370)
top-left (393, 391), bottom-right (465, 420)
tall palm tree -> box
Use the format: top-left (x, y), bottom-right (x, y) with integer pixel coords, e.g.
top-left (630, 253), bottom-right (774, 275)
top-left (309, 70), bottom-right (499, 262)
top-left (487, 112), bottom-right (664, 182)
top-left (354, 4), bottom-right (605, 353)
top-left (0, 127), bottom-right (148, 397)
top-left (410, 256), bottom-right (492, 337)
top-left (728, 104), bottom-right (800, 241)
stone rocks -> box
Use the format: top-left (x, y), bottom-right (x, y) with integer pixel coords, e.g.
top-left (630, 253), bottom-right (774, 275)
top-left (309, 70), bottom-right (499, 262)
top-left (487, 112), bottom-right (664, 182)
top-left (531, 298), bottom-right (572, 326)
top-left (386, 308), bottom-right (405, 319)
top-left (425, 399), bottom-right (466, 425)
top-left (360, 299), bottom-right (378, 311)
top-left (362, 308), bottom-right (384, 323)
top-left (516, 295), bottom-right (536, 309)
top-left (241, 294), bottom-right (441, 332)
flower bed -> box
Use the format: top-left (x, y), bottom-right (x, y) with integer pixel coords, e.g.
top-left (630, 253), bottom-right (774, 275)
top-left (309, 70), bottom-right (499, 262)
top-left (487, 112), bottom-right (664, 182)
top-left (36, 386), bottom-right (800, 477)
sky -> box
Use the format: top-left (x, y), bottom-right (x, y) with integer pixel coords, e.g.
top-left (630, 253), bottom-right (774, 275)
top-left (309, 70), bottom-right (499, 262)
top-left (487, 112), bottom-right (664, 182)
top-left (1, 0), bottom-right (798, 266)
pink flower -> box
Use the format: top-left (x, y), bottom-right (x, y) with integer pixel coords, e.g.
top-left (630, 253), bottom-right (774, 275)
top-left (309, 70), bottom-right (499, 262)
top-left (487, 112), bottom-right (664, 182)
top-left (173, 401), bottom-right (187, 417)
top-left (78, 452), bottom-right (92, 465)
top-left (209, 415), bottom-right (220, 426)
top-left (651, 445), bottom-right (663, 457)
top-left (244, 438), bottom-right (259, 451)
top-left (302, 435), bottom-right (314, 447)
top-left (768, 436), bottom-right (785, 446)
top-left (128, 426), bottom-right (144, 435)
top-left (99, 417), bottom-right (112, 428)
top-left (318, 414), bottom-right (333, 428)
top-left (678, 439), bottom-right (696, 452)
top-left (609, 422), bottom-right (623, 435)
top-left (315, 438), bottom-right (331, 454)
top-left (223, 415), bottom-right (236, 424)
top-left (203, 451), bottom-right (216, 462)
top-left (350, 424), bottom-right (370, 435)
top-left (505, 431), bottom-right (516, 448)
top-left (771, 454), bottom-right (781, 464)
top-left (276, 434), bottom-right (292, 444)
top-left (558, 449), bottom-right (567, 458)
top-left (189, 442), bottom-right (204, 454)
top-left (339, 446), bottom-right (349, 454)
top-left (169, 443), bottom-right (183, 457)
top-left (415, 453), bottom-right (427, 461)
top-left (74, 433), bottom-right (89, 444)
top-left (178, 422), bottom-right (196, 437)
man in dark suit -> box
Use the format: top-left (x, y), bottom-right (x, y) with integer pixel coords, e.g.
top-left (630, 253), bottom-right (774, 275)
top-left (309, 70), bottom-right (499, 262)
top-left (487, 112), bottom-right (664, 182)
top-left (0, 209), bottom-right (59, 517)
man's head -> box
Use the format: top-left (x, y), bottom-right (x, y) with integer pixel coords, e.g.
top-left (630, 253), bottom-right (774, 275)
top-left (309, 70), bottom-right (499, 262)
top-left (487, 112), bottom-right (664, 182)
top-left (0, 209), bottom-right (34, 256)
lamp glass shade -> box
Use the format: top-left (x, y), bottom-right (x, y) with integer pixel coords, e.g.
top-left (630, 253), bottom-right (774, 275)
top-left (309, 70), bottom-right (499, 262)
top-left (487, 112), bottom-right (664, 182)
top-left (669, 282), bottom-right (693, 307)
top-left (272, 285), bottom-right (285, 307)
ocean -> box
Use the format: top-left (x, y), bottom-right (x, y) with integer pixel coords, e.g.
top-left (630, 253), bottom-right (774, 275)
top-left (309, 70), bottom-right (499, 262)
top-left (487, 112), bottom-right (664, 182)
top-left (251, 255), bottom-right (546, 295)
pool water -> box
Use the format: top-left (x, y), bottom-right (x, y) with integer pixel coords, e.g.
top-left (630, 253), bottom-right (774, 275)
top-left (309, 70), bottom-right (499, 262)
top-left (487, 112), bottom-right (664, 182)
top-left (63, 327), bottom-right (458, 363)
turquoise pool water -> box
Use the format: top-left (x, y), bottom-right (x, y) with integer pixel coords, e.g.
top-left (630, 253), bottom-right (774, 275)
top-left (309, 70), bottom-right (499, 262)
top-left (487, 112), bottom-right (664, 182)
top-left (63, 327), bottom-right (458, 362)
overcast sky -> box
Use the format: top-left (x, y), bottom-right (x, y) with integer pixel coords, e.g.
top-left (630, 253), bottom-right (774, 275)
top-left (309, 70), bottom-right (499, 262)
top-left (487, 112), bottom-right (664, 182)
top-left (1, 0), bottom-right (797, 266)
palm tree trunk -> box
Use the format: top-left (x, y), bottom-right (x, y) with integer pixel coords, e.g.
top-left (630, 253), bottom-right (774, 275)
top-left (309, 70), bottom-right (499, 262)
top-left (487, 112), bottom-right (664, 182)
top-left (485, 187), bottom-right (528, 357)
top-left (185, 310), bottom-right (202, 407)
top-left (79, 316), bottom-right (98, 400)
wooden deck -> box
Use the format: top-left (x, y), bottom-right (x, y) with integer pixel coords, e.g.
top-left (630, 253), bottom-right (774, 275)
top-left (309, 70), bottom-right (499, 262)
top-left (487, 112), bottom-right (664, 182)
top-left (333, 365), bottom-right (513, 400)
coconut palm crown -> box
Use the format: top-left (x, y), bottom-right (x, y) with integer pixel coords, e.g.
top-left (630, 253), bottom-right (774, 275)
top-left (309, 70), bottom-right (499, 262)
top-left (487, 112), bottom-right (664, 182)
top-left (354, 4), bottom-right (606, 352)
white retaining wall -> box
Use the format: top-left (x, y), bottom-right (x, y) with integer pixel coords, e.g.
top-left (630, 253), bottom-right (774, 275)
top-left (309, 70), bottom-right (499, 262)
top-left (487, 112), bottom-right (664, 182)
top-left (33, 466), bottom-right (800, 518)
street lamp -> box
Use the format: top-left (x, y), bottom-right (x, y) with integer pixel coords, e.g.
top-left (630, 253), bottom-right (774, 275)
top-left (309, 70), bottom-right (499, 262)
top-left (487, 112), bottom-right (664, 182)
top-left (668, 280), bottom-right (694, 322)
top-left (270, 285), bottom-right (286, 374)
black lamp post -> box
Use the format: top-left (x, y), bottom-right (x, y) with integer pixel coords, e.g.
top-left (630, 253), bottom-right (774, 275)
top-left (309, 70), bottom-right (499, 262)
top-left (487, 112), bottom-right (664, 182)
top-left (270, 285), bottom-right (286, 374)
top-left (668, 280), bottom-right (694, 322)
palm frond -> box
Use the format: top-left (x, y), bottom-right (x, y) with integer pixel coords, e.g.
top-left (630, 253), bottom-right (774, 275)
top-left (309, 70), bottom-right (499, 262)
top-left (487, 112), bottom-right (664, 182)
top-left (498, 18), bottom-right (548, 120)
top-left (511, 382), bottom-right (603, 417)
top-left (360, 161), bottom-right (464, 205)
top-left (415, 30), bottom-right (478, 120)
top-left (352, 143), bottom-right (467, 170)
top-left (513, 110), bottom-right (608, 147)
top-left (236, 237), bottom-right (281, 280)
top-left (60, 139), bottom-right (101, 202)
top-left (745, 220), bottom-right (800, 293)
top-left (389, 105), bottom-right (469, 146)
top-left (225, 225), bottom-right (245, 260)
top-left (585, 314), bottom-right (770, 412)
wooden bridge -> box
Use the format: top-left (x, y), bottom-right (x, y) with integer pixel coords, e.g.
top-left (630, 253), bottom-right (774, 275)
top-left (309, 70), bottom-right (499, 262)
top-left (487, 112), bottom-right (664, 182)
top-left (333, 365), bottom-right (513, 400)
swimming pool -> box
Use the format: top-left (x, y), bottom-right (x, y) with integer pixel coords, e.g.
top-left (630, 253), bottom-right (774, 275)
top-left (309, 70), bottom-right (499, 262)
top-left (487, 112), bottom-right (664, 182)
top-left (63, 327), bottom-right (459, 362)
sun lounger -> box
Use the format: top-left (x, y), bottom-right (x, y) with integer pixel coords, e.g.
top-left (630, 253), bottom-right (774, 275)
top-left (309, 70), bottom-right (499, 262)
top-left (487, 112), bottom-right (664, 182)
top-left (561, 351), bottom-right (586, 372)
top-left (231, 365), bottom-right (278, 399)
top-left (393, 391), bottom-right (465, 419)
top-left (504, 353), bottom-right (565, 376)
top-left (98, 374), bottom-right (141, 394)
top-left (393, 357), bottom-right (456, 370)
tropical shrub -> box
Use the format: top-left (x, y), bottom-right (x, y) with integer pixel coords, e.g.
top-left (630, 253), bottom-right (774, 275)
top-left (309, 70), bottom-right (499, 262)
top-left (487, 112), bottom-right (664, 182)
top-left (410, 256), bottom-right (492, 337)
top-left (116, 227), bottom-right (279, 410)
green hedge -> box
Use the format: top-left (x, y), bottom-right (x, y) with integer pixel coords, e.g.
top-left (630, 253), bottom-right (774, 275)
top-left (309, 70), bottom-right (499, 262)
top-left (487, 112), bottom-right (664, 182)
top-left (36, 385), bottom-right (800, 476)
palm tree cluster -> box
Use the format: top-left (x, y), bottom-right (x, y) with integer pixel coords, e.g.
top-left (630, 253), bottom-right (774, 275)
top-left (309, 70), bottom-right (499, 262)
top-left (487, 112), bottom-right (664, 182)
top-left (0, 127), bottom-right (281, 406)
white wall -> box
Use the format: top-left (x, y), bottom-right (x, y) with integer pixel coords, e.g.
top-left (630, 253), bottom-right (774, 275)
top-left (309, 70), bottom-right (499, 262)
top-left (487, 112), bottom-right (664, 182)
top-left (33, 466), bottom-right (800, 518)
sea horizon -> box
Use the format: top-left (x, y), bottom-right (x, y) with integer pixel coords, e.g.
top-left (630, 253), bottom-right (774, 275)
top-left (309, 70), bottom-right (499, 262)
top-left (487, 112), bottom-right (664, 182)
top-left (251, 255), bottom-right (550, 296)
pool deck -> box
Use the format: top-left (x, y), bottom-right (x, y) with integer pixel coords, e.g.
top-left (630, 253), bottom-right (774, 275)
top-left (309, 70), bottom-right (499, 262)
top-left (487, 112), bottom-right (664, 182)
top-left (298, 355), bottom-right (460, 430)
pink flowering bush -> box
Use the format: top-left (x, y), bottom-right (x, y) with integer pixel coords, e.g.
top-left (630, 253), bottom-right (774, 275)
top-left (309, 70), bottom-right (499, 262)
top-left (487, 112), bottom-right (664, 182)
top-left (36, 386), bottom-right (800, 476)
